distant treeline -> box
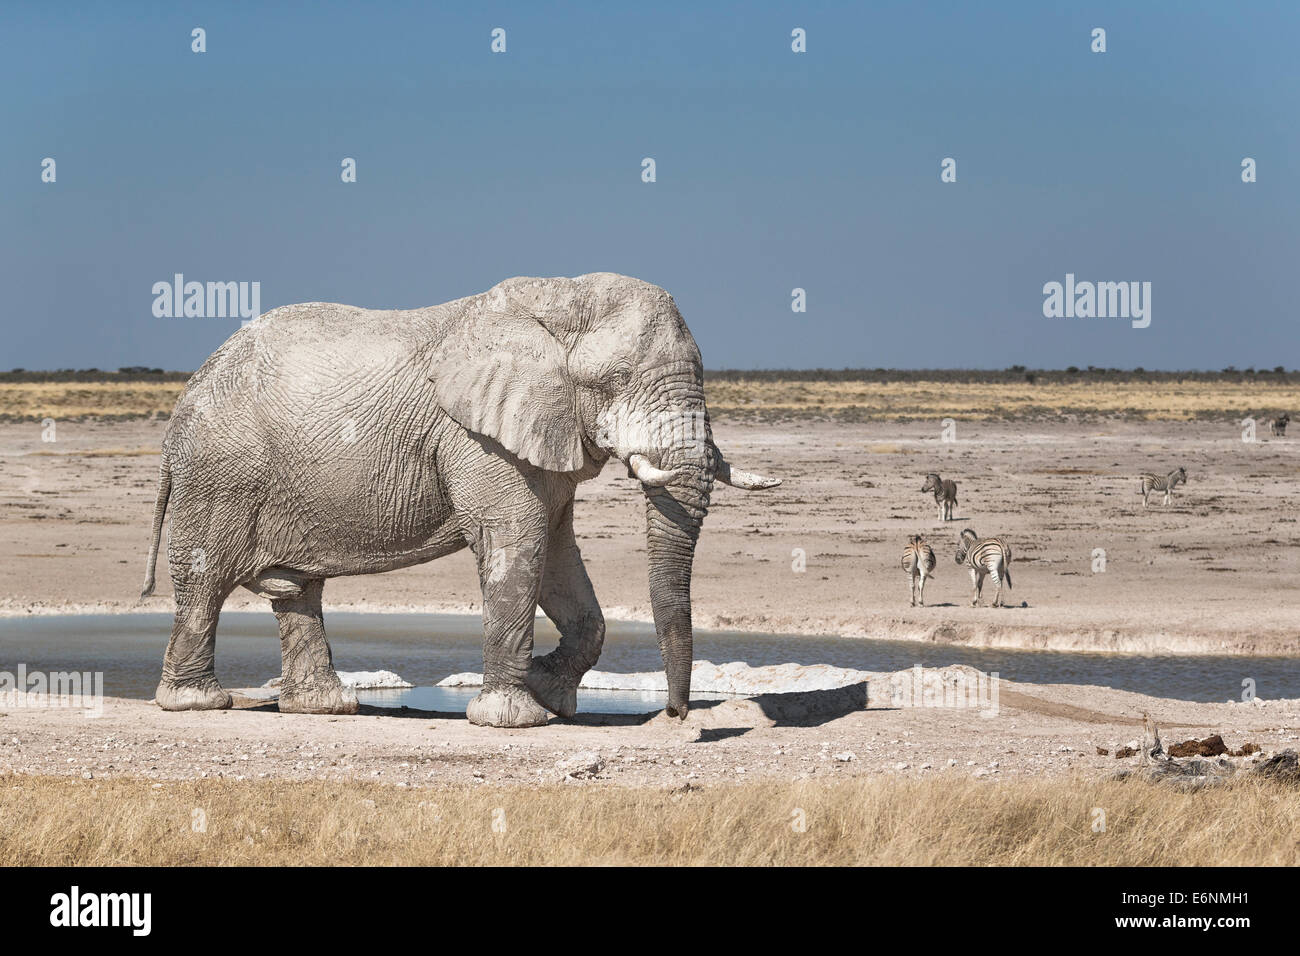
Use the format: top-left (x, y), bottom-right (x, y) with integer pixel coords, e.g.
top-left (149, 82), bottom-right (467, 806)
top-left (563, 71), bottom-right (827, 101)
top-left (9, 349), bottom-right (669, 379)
top-left (2, 366), bottom-right (1298, 385)
top-left (704, 366), bottom-right (1300, 385)
top-left (1, 367), bottom-right (190, 383)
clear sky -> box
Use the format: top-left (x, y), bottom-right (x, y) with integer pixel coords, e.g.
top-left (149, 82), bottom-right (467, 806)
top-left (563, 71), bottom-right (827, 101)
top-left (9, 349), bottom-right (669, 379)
top-left (2, 1), bottom-right (1296, 371)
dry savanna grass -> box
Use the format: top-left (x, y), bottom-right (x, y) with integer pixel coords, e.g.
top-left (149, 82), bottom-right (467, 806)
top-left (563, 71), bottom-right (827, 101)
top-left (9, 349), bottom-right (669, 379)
top-left (2, 773), bottom-right (1296, 866)
top-left (0, 382), bottom-right (184, 419)
top-left (707, 379), bottom-right (1300, 420)
top-left (3, 379), bottom-right (1300, 421)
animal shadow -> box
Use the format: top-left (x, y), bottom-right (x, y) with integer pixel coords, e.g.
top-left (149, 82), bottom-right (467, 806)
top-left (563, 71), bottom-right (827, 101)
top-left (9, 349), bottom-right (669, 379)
top-left (748, 681), bottom-right (870, 727)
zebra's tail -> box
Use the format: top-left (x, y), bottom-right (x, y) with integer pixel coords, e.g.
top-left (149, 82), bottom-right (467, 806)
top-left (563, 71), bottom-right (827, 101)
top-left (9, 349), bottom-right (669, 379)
top-left (1003, 547), bottom-right (1012, 589)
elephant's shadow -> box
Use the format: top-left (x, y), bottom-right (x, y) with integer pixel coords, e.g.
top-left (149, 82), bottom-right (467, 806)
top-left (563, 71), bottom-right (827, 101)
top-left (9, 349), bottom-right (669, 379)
top-left (236, 683), bottom-right (872, 731)
top-left (572, 682), bottom-right (873, 730)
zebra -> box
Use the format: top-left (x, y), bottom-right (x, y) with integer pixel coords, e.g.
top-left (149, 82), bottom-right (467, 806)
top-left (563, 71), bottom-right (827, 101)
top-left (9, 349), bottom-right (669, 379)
top-left (954, 528), bottom-right (1012, 607)
top-left (921, 472), bottom-right (958, 521)
top-left (901, 535), bottom-right (937, 607)
top-left (1265, 413), bottom-right (1289, 437)
top-left (1138, 466), bottom-right (1187, 508)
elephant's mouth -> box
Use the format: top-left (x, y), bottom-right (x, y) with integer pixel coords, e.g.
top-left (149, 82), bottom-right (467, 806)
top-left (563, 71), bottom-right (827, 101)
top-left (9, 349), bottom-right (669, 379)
top-left (579, 433), bottom-right (613, 470)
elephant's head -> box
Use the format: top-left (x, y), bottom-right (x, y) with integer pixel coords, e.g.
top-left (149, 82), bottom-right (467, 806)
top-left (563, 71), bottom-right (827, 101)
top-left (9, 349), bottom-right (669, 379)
top-left (428, 273), bottom-right (779, 718)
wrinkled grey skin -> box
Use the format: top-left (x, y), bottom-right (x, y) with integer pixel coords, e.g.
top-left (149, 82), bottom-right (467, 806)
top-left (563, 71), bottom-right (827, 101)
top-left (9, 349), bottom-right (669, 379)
top-left (142, 274), bottom-right (779, 727)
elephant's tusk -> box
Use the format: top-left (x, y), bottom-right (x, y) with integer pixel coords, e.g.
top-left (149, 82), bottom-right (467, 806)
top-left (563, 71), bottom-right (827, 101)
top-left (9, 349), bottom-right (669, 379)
top-left (627, 453), bottom-right (681, 487)
top-left (710, 442), bottom-right (781, 490)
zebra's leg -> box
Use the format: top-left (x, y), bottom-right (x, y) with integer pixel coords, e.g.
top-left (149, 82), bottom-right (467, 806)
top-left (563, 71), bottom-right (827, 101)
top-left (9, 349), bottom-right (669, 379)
top-left (909, 572), bottom-right (916, 607)
top-left (969, 568), bottom-right (980, 606)
top-left (1142, 489), bottom-right (1149, 508)
top-left (918, 570), bottom-right (927, 606)
top-left (990, 569), bottom-right (1002, 607)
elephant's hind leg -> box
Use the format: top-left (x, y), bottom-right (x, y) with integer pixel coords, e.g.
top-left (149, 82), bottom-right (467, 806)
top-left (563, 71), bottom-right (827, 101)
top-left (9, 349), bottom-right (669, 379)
top-left (527, 512), bottom-right (605, 718)
top-left (466, 524), bottom-right (550, 728)
top-left (268, 577), bottom-right (358, 715)
top-left (157, 587), bottom-right (232, 711)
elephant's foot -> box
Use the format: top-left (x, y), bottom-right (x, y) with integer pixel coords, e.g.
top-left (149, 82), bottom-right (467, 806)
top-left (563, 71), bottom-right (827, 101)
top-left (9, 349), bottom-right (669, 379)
top-left (155, 678), bottom-right (232, 711)
top-left (525, 656), bottom-right (580, 718)
top-left (278, 676), bottom-right (359, 715)
top-left (466, 686), bottom-right (550, 728)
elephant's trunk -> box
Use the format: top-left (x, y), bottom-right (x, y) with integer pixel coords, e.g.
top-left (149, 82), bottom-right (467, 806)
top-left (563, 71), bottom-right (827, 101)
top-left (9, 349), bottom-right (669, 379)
top-left (643, 439), bottom-right (712, 719)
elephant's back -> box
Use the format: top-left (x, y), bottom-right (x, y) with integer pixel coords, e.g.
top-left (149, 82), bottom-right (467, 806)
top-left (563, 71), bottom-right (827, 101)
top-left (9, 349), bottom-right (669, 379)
top-left (164, 302), bottom-right (444, 455)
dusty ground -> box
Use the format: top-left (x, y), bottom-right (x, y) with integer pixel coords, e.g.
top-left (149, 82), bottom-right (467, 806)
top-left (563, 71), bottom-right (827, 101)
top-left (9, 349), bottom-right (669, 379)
top-left (1, 678), bottom-right (1297, 788)
top-left (3, 418), bottom-right (1298, 655)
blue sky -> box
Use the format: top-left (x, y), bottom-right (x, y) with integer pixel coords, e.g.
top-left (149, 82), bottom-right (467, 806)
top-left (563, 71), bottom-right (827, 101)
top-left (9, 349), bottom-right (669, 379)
top-left (2, 1), bottom-right (1296, 370)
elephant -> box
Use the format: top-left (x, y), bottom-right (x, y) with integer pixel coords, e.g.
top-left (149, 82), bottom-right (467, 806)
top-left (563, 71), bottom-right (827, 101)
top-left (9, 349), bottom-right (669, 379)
top-left (140, 273), bottom-right (780, 727)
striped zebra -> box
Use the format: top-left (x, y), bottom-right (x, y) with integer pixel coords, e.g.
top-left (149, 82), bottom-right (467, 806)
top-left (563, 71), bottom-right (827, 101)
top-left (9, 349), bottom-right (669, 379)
top-left (921, 472), bottom-right (958, 521)
top-left (1138, 466), bottom-right (1187, 508)
top-left (954, 528), bottom-right (1012, 607)
top-left (1266, 413), bottom-right (1289, 437)
top-left (901, 535), bottom-right (937, 607)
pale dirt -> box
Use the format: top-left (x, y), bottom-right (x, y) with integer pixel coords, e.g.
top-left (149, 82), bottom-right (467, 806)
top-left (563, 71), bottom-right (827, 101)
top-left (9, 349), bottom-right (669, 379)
top-left (0, 684), bottom-right (1295, 788)
top-left (1, 418), bottom-right (1298, 787)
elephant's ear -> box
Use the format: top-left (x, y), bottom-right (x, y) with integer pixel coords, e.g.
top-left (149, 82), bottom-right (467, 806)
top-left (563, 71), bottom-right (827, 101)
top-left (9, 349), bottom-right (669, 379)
top-left (428, 298), bottom-right (585, 473)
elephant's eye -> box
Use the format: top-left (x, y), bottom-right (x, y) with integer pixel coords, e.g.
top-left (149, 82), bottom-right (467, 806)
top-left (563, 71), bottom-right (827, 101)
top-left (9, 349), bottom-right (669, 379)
top-left (607, 364), bottom-right (633, 389)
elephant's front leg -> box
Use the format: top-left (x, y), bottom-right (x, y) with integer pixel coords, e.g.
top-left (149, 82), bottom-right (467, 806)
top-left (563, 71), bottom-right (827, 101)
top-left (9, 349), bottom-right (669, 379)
top-left (273, 578), bottom-right (358, 715)
top-left (465, 525), bottom-right (551, 728)
top-left (527, 505), bottom-right (605, 718)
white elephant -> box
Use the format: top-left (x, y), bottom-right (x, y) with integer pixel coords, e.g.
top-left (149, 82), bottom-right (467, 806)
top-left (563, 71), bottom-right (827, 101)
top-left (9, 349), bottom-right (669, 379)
top-left (142, 273), bottom-right (779, 727)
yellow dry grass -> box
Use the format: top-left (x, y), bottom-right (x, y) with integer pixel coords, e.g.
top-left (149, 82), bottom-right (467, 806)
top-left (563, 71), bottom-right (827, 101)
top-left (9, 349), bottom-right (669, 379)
top-left (0, 382), bottom-right (184, 419)
top-left (3, 379), bottom-right (1298, 421)
top-left (707, 379), bottom-right (1300, 420)
top-left (1, 773), bottom-right (1295, 866)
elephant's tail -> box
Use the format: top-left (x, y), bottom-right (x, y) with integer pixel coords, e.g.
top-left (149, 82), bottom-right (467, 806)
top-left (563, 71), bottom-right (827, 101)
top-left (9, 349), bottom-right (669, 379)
top-left (141, 458), bottom-right (171, 599)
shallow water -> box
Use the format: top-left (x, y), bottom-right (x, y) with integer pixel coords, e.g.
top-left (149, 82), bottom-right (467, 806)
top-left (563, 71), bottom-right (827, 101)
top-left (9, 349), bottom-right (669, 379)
top-left (348, 685), bottom-right (720, 715)
top-left (0, 613), bottom-right (1294, 709)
